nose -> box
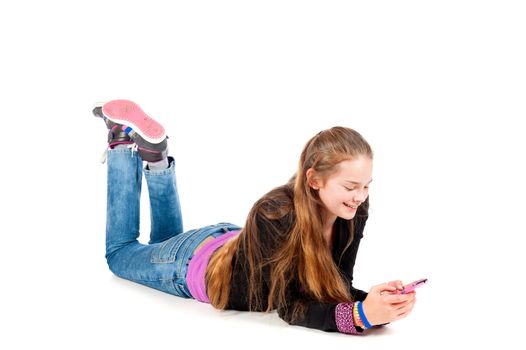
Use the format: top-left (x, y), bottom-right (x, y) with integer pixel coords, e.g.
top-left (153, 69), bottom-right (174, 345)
top-left (353, 188), bottom-right (368, 203)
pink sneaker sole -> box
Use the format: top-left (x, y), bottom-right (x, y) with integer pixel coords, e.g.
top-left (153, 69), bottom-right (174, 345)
top-left (101, 99), bottom-right (166, 144)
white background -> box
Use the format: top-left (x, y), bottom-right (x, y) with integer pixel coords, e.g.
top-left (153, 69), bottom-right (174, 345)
top-left (1, 1), bottom-right (525, 349)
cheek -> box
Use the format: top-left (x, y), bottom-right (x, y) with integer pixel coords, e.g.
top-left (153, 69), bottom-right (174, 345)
top-left (319, 191), bottom-right (333, 207)
top-left (320, 186), bottom-right (346, 202)
top-left (323, 190), bottom-right (346, 206)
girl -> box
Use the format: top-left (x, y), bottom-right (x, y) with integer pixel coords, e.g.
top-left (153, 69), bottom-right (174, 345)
top-left (94, 99), bottom-right (416, 336)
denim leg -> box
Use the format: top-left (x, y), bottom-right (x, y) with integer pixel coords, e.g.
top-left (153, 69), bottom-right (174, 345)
top-left (105, 148), bottom-right (143, 260)
top-left (143, 156), bottom-right (184, 244)
top-left (104, 149), bottom-right (182, 296)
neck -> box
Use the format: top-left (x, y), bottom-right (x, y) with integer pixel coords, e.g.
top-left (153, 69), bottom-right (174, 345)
top-left (322, 211), bottom-right (337, 248)
top-left (322, 209), bottom-right (337, 233)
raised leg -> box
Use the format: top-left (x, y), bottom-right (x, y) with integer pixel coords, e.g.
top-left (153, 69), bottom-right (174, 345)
top-left (144, 156), bottom-right (184, 244)
top-left (105, 148), bottom-right (143, 260)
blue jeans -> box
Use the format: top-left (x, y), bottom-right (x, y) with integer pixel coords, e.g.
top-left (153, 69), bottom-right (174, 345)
top-left (105, 148), bottom-right (242, 298)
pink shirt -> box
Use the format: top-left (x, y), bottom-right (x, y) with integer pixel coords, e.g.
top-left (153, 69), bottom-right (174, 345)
top-left (186, 230), bottom-right (241, 303)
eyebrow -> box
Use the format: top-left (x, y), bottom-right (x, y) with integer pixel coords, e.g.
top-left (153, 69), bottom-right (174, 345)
top-left (345, 179), bottom-right (373, 185)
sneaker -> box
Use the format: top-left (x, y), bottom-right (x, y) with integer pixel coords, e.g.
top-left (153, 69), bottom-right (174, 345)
top-left (93, 100), bottom-right (169, 162)
top-left (92, 105), bottom-right (133, 149)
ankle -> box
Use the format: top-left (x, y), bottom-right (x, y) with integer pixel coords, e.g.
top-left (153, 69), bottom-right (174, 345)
top-left (147, 157), bottom-right (169, 171)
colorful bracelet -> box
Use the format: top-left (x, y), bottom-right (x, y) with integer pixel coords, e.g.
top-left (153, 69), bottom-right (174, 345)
top-left (353, 302), bottom-right (365, 329)
top-left (357, 301), bottom-right (372, 329)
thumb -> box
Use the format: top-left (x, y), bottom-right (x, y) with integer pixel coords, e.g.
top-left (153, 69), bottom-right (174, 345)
top-left (373, 283), bottom-right (397, 294)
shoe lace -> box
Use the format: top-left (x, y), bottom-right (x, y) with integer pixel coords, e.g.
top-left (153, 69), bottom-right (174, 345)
top-left (100, 147), bottom-right (108, 164)
top-left (99, 143), bottom-right (138, 164)
top-left (128, 143), bottom-right (138, 157)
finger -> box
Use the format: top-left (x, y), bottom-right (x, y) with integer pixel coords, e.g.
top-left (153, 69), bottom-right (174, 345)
top-left (397, 299), bottom-right (416, 316)
top-left (394, 310), bottom-right (411, 320)
top-left (379, 282), bottom-right (397, 291)
top-left (391, 293), bottom-right (415, 305)
top-left (388, 300), bottom-right (413, 311)
top-left (395, 310), bottom-right (410, 320)
top-left (391, 280), bottom-right (404, 290)
top-left (393, 298), bottom-right (415, 312)
top-left (391, 299), bottom-right (411, 310)
top-left (383, 293), bottom-right (413, 303)
top-left (379, 290), bottom-right (397, 296)
top-left (374, 283), bottom-right (398, 294)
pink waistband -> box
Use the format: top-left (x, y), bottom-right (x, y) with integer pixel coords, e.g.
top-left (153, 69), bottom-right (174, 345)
top-left (186, 230), bottom-right (241, 303)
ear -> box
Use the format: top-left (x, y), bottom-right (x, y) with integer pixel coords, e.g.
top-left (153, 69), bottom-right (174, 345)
top-left (306, 168), bottom-right (321, 190)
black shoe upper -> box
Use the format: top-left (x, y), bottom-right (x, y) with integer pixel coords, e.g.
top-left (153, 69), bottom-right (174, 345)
top-left (93, 106), bottom-right (132, 146)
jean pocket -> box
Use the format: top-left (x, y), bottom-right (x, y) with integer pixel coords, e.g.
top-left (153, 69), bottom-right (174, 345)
top-left (150, 229), bottom-right (196, 263)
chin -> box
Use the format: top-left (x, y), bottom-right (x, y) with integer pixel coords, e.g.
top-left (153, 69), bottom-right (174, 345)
top-left (339, 212), bottom-right (356, 220)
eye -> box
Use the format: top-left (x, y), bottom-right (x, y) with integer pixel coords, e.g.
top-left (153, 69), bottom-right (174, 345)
top-left (344, 186), bottom-right (369, 191)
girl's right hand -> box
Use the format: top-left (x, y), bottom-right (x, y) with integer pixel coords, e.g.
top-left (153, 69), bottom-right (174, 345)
top-left (361, 283), bottom-right (417, 326)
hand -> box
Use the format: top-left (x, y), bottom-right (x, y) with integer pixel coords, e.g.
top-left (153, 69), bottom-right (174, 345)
top-left (387, 280), bottom-right (404, 293)
top-left (361, 283), bottom-right (417, 326)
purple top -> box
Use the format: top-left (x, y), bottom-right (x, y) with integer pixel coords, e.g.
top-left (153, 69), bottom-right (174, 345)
top-left (186, 230), bottom-right (241, 303)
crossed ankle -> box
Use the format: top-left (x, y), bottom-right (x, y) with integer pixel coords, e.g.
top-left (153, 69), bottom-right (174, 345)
top-left (147, 157), bottom-right (169, 171)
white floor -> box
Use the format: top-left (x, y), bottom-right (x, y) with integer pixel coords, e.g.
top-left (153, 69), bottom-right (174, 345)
top-left (1, 1), bottom-right (525, 349)
top-left (1, 254), bottom-right (516, 349)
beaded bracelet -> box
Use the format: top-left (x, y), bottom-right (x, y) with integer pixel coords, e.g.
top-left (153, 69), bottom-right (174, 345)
top-left (353, 302), bottom-right (365, 329)
top-left (357, 301), bottom-right (372, 329)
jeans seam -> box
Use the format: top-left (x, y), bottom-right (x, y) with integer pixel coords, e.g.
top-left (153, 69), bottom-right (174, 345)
top-left (151, 238), bottom-right (178, 263)
top-left (144, 167), bottom-right (174, 176)
top-left (108, 148), bottom-right (135, 155)
top-left (175, 228), bottom-right (211, 274)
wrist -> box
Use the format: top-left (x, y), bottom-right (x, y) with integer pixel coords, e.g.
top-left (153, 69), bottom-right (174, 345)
top-left (357, 301), bottom-right (373, 329)
top-left (353, 302), bottom-right (365, 329)
top-left (335, 303), bottom-right (364, 335)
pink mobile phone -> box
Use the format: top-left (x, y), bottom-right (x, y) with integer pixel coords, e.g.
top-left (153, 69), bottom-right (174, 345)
top-left (400, 278), bottom-right (428, 294)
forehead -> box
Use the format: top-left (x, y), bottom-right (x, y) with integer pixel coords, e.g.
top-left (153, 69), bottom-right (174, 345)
top-left (331, 158), bottom-right (373, 183)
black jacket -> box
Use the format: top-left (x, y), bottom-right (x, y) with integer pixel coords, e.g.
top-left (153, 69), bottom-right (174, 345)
top-left (226, 184), bottom-right (369, 333)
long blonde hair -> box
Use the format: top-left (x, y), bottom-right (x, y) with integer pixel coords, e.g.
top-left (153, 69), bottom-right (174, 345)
top-left (206, 126), bottom-right (373, 322)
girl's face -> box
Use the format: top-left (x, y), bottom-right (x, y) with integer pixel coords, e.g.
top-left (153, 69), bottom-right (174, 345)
top-left (309, 157), bottom-right (373, 221)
